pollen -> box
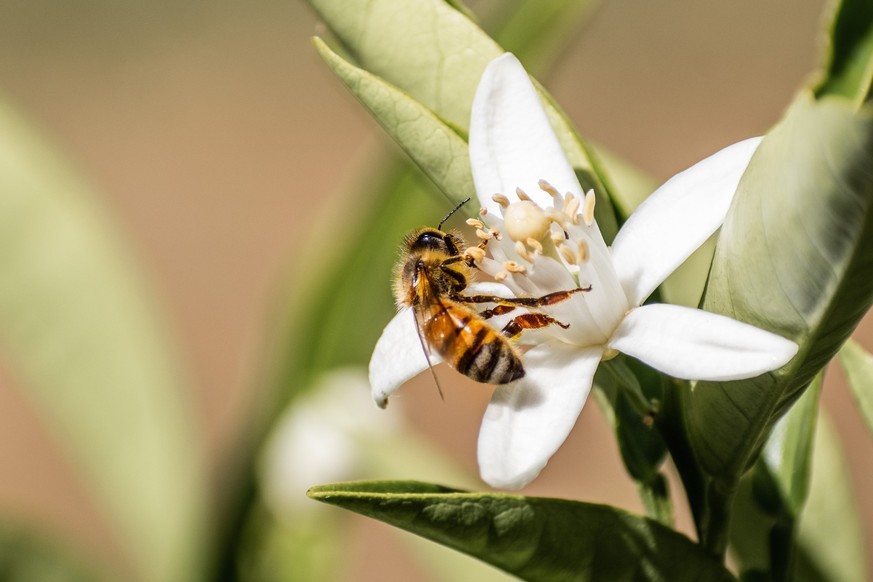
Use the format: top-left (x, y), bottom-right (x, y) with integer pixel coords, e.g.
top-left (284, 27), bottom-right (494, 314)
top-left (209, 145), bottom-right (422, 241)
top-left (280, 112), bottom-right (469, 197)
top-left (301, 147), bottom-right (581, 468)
top-left (503, 200), bottom-right (550, 243)
top-left (492, 193), bottom-right (510, 208)
top-left (583, 189), bottom-right (596, 226)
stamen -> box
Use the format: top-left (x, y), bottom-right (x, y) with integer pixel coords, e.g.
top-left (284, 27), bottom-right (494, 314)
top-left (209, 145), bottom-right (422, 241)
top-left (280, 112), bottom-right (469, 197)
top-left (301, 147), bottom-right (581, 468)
top-left (476, 228), bottom-right (492, 240)
top-left (538, 179), bottom-right (560, 198)
top-left (479, 207), bottom-right (488, 216)
top-left (583, 189), bottom-right (596, 226)
top-left (577, 240), bottom-right (590, 263)
top-left (465, 247), bottom-right (486, 263)
top-left (563, 195), bottom-right (581, 223)
top-left (466, 218), bottom-right (484, 229)
top-left (558, 243), bottom-right (577, 265)
top-left (515, 187), bottom-right (532, 202)
top-left (504, 261), bottom-right (527, 274)
top-left (546, 208), bottom-right (568, 228)
top-left (514, 240), bottom-right (533, 263)
top-left (494, 271), bottom-right (508, 282)
top-left (491, 193), bottom-right (510, 208)
top-left (525, 237), bottom-right (543, 254)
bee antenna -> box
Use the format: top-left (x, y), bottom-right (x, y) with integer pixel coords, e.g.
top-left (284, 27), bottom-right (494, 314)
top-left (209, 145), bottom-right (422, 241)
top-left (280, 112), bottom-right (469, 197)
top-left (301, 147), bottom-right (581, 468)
top-left (438, 197), bottom-right (471, 231)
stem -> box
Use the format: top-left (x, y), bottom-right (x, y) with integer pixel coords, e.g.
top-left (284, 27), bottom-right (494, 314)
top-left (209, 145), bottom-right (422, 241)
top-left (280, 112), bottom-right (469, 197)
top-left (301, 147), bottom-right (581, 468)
top-left (700, 479), bottom-right (734, 558)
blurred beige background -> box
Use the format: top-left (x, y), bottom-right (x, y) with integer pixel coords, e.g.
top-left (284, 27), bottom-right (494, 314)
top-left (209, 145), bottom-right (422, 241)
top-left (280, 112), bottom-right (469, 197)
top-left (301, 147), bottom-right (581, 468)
top-left (0, 0), bottom-right (870, 580)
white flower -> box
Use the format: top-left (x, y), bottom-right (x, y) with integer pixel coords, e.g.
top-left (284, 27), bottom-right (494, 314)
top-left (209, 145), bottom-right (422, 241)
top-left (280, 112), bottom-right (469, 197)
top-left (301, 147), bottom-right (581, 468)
top-left (369, 53), bottom-right (798, 490)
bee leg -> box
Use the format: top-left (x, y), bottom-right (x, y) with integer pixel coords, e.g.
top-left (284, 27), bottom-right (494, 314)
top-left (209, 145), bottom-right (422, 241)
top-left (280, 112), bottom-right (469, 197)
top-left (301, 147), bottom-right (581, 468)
top-left (501, 313), bottom-right (570, 340)
top-left (455, 285), bottom-right (591, 309)
top-left (479, 304), bottom-right (517, 320)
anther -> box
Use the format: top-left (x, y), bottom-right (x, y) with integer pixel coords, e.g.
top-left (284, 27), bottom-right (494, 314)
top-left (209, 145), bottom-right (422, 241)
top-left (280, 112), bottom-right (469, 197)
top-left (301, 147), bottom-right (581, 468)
top-left (538, 179), bottom-right (560, 197)
top-left (465, 247), bottom-right (486, 263)
top-left (514, 240), bottom-right (533, 263)
top-left (583, 189), bottom-right (596, 226)
top-left (491, 193), bottom-right (510, 208)
top-left (479, 207), bottom-right (488, 216)
top-left (577, 240), bottom-right (590, 263)
top-left (504, 261), bottom-right (527, 274)
top-left (525, 237), bottom-right (543, 254)
top-left (563, 195), bottom-right (581, 222)
top-left (494, 271), bottom-right (508, 282)
top-left (558, 243), bottom-right (577, 265)
top-left (515, 187), bottom-right (531, 202)
top-left (466, 218), bottom-right (484, 229)
top-left (476, 228), bottom-right (492, 240)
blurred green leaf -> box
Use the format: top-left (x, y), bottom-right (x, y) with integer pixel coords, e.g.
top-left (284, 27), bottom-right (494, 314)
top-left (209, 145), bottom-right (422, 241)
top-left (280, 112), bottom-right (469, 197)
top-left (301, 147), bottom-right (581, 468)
top-left (688, 92), bottom-right (873, 495)
top-left (309, 481), bottom-right (735, 582)
top-left (0, 100), bottom-right (207, 582)
top-left (815, 0), bottom-right (873, 105)
top-left (732, 410), bottom-right (868, 582)
top-left (837, 339), bottom-right (873, 435)
top-left (0, 525), bottom-right (102, 582)
top-left (314, 37), bottom-right (474, 208)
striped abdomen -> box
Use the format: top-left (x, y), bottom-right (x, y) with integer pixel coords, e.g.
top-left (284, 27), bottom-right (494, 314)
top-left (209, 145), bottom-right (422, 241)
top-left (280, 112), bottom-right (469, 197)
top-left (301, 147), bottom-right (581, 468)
top-left (419, 300), bottom-right (525, 384)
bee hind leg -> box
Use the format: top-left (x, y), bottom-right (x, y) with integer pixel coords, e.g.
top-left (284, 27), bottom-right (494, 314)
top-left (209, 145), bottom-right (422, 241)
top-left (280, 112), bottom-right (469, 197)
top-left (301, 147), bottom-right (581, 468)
top-left (501, 313), bottom-right (570, 340)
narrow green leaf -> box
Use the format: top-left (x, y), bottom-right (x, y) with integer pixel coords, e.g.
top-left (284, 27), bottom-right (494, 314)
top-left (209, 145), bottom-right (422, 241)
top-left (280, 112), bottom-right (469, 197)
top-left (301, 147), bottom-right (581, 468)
top-left (759, 374), bottom-right (822, 517)
top-left (815, 0), bottom-right (873, 105)
top-left (0, 100), bottom-right (207, 582)
top-left (837, 338), bottom-right (873, 435)
top-left (314, 37), bottom-right (474, 207)
top-left (305, 0), bottom-right (619, 216)
top-left (309, 481), bottom-right (734, 582)
top-left (688, 93), bottom-right (873, 486)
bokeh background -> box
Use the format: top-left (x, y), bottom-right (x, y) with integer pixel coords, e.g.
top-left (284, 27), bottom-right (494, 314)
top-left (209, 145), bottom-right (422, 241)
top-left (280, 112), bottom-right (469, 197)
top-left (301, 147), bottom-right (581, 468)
top-left (0, 0), bottom-right (870, 579)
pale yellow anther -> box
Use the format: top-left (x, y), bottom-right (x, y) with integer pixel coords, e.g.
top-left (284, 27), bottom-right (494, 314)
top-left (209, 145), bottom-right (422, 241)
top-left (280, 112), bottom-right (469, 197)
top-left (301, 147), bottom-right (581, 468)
top-left (504, 261), bottom-right (527, 274)
top-left (491, 193), bottom-right (510, 208)
top-left (546, 207), bottom-right (568, 228)
top-left (558, 243), bottom-right (577, 265)
top-left (465, 247), bottom-right (486, 263)
top-left (583, 189), bottom-right (597, 226)
top-left (514, 240), bottom-right (533, 262)
top-left (503, 200), bottom-right (550, 242)
top-left (476, 228), bottom-right (492, 240)
top-left (563, 195), bottom-right (581, 223)
top-left (538, 179), bottom-right (560, 198)
top-left (479, 207), bottom-right (488, 216)
top-left (577, 240), bottom-right (590, 263)
top-left (466, 218), bottom-right (484, 229)
top-left (515, 187), bottom-right (531, 202)
top-left (525, 237), bottom-right (543, 254)
top-left (494, 271), bottom-right (508, 282)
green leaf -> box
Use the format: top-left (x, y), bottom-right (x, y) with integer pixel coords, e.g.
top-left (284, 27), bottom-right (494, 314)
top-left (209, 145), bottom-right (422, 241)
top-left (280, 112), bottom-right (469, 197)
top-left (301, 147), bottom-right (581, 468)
top-left (309, 481), bottom-right (735, 582)
top-left (815, 0), bottom-right (873, 105)
top-left (0, 100), bottom-right (207, 581)
top-left (758, 374), bottom-right (822, 517)
top-left (837, 338), bottom-right (873, 435)
top-left (305, 0), bottom-right (619, 224)
top-left (0, 524), bottom-right (102, 582)
top-left (314, 37), bottom-right (474, 207)
top-left (730, 411), bottom-right (868, 582)
top-left (688, 93), bottom-right (873, 488)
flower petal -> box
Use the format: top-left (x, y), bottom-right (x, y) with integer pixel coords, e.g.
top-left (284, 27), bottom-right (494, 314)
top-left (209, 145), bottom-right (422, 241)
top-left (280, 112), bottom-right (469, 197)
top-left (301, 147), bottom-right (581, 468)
top-left (610, 137), bottom-right (762, 306)
top-left (609, 303), bottom-right (798, 381)
top-left (477, 342), bottom-right (603, 489)
top-left (368, 308), bottom-right (437, 408)
top-left (470, 53), bottom-right (582, 214)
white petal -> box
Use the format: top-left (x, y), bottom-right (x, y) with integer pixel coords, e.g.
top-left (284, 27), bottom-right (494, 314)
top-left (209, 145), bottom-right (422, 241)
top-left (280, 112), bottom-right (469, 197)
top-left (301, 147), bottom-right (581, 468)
top-left (470, 53), bottom-right (582, 215)
top-left (368, 308), bottom-right (437, 408)
top-left (478, 342), bottom-right (602, 489)
top-left (610, 137), bottom-right (762, 306)
top-left (609, 304), bottom-right (798, 381)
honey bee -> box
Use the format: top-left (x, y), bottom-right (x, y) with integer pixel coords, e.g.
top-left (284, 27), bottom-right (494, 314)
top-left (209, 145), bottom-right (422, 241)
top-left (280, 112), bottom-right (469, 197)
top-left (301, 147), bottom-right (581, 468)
top-left (393, 199), bottom-right (590, 387)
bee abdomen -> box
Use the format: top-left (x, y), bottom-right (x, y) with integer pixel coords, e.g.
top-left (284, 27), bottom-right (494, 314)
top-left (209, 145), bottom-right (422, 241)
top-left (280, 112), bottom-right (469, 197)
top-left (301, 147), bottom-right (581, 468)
top-left (456, 326), bottom-right (525, 384)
